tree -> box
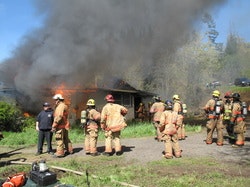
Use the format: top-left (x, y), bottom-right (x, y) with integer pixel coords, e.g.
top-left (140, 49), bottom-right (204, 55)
top-left (202, 13), bottom-right (219, 45)
top-left (222, 33), bottom-right (250, 81)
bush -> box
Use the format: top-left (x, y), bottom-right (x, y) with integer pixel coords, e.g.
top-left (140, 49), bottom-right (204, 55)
top-left (0, 101), bottom-right (26, 132)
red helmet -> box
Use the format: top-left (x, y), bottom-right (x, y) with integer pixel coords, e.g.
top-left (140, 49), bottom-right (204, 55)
top-left (105, 94), bottom-right (115, 102)
top-left (224, 91), bottom-right (232, 98)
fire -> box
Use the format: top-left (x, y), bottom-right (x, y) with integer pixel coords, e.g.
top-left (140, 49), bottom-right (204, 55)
top-left (52, 83), bottom-right (97, 116)
top-left (53, 83), bottom-right (97, 100)
top-left (23, 112), bottom-right (30, 117)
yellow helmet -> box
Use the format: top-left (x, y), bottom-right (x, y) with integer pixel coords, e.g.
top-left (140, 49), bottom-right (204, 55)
top-left (212, 90), bottom-right (220, 97)
top-left (87, 99), bottom-right (95, 106)
top-left (172, 94), bottom-right (180, 100)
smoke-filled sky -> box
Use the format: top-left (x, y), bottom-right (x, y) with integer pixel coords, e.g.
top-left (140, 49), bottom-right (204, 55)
top-left (0, 0), bottom-right (232, 110)
top-left (2, 0), bottom-right (250, 63)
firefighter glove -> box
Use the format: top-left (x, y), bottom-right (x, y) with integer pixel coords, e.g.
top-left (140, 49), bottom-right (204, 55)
top-left (51, 127), bottom-right (56, 133)
top-left (52, 122), bottom-right (58, 128)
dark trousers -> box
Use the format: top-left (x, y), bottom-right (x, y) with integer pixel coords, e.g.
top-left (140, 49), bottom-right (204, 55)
top-left (37, 129), bottom-right (53, 153)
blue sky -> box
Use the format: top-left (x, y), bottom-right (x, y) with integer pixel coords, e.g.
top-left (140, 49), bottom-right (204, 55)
top-left (211, 0), bottom-right (250, 43)
top-left (0, 0), bottom-right (249, 62)
top-left (0, 0), bottom-right (44, 62)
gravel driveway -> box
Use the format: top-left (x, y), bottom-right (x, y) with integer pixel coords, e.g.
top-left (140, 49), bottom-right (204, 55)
top-left (70, 126), bottom-right (250, 164)
top-left (114, 128), bottom-right (249, 164)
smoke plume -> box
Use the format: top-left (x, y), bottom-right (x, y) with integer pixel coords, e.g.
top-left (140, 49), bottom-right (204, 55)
top-left (0, 0), bottom-right (227, 111)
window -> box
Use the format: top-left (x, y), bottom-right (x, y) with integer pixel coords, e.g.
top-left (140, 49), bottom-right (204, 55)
top-left (112, 93), bottom-right (132, 106)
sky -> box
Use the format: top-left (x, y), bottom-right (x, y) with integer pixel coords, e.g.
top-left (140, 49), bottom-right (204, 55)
top-left (0, 0), bottom-right (249, 62)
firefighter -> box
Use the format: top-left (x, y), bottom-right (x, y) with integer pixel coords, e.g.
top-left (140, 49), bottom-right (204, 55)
top-left (172, 94), bottom-right (186, 140)
top-left (84, 99), bottom-right (101, 156)
top-left (52, 94), bottom-right (73, 157)
top-left (136, 102), bottom-right (146, 122)
top-left (147, 102), bottom-right (153, 122)
top-left (149, 96), bottom-right (165, 141)
top-left (100, 94), bottom-right (128, 156)
top-left (203, 90), bottom-right (224, 146)
top-left (223, 92), bottom-right (234, 141)
top-left (159, 100), bottom-right (182, 159)
top-left (230, 93), bottom-right (247, 148)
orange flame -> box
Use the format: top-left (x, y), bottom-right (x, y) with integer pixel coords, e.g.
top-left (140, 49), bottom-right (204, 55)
top-left (53, 83), bottom-right (97, 108)
top-left (23, 112), bottom-right (30, 117)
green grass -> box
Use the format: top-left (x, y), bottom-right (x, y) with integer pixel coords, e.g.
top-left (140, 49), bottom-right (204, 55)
top-left (1, 157), bottom-right (249, 187)
top-left (230, 86), bottom-right (250, 92)
top-left (0, 122), bottom-right (201, 146)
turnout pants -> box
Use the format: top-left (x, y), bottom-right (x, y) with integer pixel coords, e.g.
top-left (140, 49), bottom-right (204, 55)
top-left (54, 128), bottom-right (73, 156)
top-left (206, 118), bottom-right (224, 144)
top-left (64, 129), bottom-right (73, 154)
top-left (163, 134), bottom-right (181, 158)
top-left (234, 120), bottom-right (246, 145)
top-left (84, 128), bottom-right (98, 154)
top-left (153, 121), bottom-right (161, 140)
top-left (104, 130), bottom-right (121, 153)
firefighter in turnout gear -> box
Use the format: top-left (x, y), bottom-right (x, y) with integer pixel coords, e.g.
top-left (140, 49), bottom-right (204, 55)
top-left (203, 90), bottom-right (225, 146)
top-left (136, 102), bottom-right (146, 122)
top-left (223, 92), bottom-right (234, 140)
top-left (230, 93), bottom-right (247, 148)
top-left (100, 94), bottom-right (128, 156)
top-left (147, 102), bottom-right (153, 122)
top-left (149, 96), bottom-right (165, 141)
top-left (172, 94), bottom-right (185, 140)
top-left (159, 100), bottom-right (182, 159)
top-left (52, 94), bottom-right (73, 157)
top-left (83, 99), bottom-right (101, 156)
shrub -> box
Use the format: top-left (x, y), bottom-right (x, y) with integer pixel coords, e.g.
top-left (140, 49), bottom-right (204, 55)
top-left (0, 101), bottom-right (26, 132)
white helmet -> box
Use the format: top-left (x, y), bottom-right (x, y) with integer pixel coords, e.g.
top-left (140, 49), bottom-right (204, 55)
top-left (53, 94), bottom-right (64, 100)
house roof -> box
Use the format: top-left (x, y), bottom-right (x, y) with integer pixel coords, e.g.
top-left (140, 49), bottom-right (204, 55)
top-left (97, 78), bottom-right (155, 96)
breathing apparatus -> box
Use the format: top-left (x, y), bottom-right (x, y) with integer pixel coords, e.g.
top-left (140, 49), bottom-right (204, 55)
top-left (215, 100), bottom-right (221, 116)
top-left (242, 102), bottom-right (248, 116)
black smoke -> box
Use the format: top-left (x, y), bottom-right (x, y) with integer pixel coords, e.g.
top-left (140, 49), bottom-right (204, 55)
top-left (0, 0), bottom-right (227, 112)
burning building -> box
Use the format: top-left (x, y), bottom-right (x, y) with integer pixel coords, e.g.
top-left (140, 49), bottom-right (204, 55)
top-left (47, 77), bottom-right (155, 124)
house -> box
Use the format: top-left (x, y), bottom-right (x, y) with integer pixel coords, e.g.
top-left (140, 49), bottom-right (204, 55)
top-left (55, 78), bottom-right (156, 124)
top-left (0, 81), bottom-right (17, 102)
top-left (1, 78), bottom-right (156, 123)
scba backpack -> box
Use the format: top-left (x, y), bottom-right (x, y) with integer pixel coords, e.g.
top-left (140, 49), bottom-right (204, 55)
top-left (2, 172), bottom-right (27, 187)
